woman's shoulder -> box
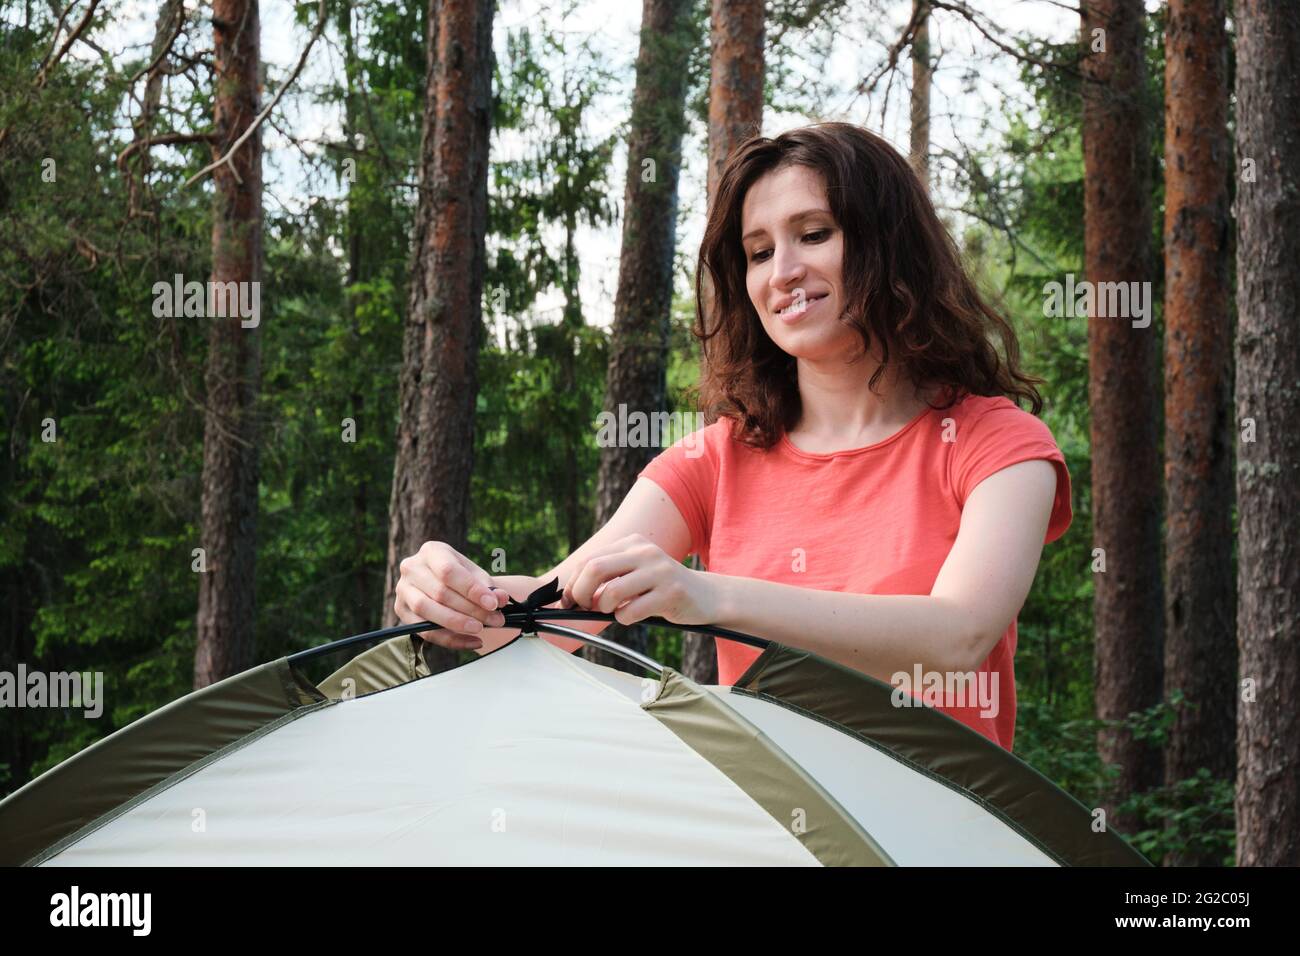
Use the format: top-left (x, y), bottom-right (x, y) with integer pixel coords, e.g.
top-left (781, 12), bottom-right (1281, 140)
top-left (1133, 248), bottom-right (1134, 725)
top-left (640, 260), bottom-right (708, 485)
top-left (674, 416), bottom-right (734, 452)
top-left (938, 394), bottom-right (1072, 541)
top-left (672, 416), bottom-right (752, 453)
top-left (642, 416), bottom-right (733, 475)
top-left (935, 392), bottom-right (1065, 479)
top-left (943, 392), bottom-right (1023, 420)
top-left (939, 393), bottom-right (1055, 440)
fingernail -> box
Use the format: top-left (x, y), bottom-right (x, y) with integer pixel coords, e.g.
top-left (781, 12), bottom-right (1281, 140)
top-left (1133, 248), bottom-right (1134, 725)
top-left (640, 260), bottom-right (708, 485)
top-left (465, 619), bottom-right (483, 633)
top-left (479, 594), bottom-right (496, 609)
top-left (468, 638), bottom-right (483, 648)
top-left (491, 612), bottom-right (506, 627)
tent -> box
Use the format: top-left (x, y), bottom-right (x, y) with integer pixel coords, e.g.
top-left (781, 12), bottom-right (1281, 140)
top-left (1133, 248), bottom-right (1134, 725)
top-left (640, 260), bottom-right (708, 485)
top-left (0, 579), bottom-right (1150, 866)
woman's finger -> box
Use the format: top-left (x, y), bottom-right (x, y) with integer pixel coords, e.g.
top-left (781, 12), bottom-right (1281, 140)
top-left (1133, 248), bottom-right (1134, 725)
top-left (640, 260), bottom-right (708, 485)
top-left (396, 579), bottom-right (488, 640)
top-left (613, 591), bottom-right (655, 626)
top-left (565, 550), bottom-right (643, 609)
top-left (592, 566), bottom-right (656, 614)
top-left (447, 550), bottom-right (506, 611)
top-left (404, 561), bottom-right (505, 628)
top-left (417, 544), bottom-right (497, 613)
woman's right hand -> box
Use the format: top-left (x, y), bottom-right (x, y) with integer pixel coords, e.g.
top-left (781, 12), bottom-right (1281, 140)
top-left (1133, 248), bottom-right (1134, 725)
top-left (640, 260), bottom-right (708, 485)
top-left (394, 542), bottom-right (508, 651)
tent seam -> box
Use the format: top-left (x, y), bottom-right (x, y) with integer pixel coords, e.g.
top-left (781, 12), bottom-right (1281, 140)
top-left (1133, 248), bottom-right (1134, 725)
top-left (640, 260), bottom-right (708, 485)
top-left (314, 633), bottom-right (529, 703)
top-left (650, 674), bottom-right (895, 867)
top-left (729, 687), bottom-right (1071, 866)
top-left (531, 643), bottom-right (832, 863)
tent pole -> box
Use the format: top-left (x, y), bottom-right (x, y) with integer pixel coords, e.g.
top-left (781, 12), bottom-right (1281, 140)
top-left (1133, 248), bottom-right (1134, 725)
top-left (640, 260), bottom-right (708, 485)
top-left (529, 621), bottom-right (665, 675)
top-left (286, 610), bottom-right (769, 667)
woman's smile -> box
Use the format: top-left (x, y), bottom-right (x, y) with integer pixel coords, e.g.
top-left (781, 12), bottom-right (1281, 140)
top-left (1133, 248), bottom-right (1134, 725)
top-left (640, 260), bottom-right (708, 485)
top-left (776, 291), bottom-right (829, 323)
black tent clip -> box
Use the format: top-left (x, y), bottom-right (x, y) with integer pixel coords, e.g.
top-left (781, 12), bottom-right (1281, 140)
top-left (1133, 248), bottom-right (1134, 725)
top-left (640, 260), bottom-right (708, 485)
top-left (498, 576), bottom-right (565, 634)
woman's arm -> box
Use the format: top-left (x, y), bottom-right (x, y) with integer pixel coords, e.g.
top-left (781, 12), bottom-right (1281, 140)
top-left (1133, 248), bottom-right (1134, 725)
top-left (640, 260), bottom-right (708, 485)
top-left (563, 459), bottom-right (1058, 681)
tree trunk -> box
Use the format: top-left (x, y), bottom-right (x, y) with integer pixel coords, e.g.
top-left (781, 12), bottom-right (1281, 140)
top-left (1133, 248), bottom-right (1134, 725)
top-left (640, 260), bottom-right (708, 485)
top-left (194, 0), bottom-right (263, 688)
top-left (586, 0), bottom-right (700, 672)
top-left (1080, 0), bottom-right (1163, 830)
top-left (1233, 0), bottom-right (1300, 868)
top-left (347, 194), bottom-right (372, 638)
top-left (909, 0), bottom-right (930, 191)
top-left (683, 0), bottom-right (763, 684)
top-left (706, 0), bottom-right (764, 204)
top-left (561, 206), bottom-right (582, 555)
top-left (1161, 0), bottom-right (1235, 866)
top-left (382, 0), bottom-right (496, 676)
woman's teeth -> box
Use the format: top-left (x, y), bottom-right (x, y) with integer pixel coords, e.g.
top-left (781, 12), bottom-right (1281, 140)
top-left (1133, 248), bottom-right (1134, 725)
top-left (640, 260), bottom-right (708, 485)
top-left (779, 295), bottom-right (825, 315)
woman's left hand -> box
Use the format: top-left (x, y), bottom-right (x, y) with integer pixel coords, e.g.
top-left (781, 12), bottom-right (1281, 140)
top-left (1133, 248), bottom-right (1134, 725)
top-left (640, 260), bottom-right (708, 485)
top-left (560, 534), bottom-right (717, 627)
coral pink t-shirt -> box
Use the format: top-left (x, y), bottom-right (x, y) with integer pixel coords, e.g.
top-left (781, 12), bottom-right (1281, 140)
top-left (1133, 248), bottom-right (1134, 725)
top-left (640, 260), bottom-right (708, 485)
top-left (637, 393), bottom-right (1072, 751)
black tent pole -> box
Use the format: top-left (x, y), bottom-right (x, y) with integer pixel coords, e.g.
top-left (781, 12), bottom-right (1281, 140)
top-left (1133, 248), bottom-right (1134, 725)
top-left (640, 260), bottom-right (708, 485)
top-left (286, 609), bottom-right (769, 667)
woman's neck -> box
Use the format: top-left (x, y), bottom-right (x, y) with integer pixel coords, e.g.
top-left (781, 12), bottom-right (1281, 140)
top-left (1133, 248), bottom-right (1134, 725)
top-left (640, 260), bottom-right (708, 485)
top-left (789, 354), bottom-right (932, 450)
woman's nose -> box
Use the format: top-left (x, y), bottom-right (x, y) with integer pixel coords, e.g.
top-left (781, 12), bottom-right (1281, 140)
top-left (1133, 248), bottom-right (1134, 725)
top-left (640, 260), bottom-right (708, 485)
top-left (769, 241), bottom-right (806, 288)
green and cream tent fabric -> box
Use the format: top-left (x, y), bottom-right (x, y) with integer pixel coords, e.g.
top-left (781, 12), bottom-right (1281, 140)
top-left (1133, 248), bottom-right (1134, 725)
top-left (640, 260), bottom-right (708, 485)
top-left (0, 581), bottom-right (1149, 867)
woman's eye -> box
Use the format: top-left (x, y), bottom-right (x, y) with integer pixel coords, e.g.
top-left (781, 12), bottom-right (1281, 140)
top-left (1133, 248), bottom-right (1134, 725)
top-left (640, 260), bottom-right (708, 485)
top-left (749, 231), bottom-right (830, 262)
top-left (748, 231), bottom-right (826, 264)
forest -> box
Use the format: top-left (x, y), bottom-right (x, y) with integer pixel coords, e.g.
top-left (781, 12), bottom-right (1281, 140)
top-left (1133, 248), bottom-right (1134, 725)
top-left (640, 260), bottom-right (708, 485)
top-left (1, 0), bottom-right (1296, 869)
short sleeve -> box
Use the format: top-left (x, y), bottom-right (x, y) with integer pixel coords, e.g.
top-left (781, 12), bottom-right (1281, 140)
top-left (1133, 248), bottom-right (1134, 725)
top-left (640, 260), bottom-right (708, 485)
top-left (637, 421), bottom-right (721, 563)
top-left (950, 399), bottom-right (1073, 543)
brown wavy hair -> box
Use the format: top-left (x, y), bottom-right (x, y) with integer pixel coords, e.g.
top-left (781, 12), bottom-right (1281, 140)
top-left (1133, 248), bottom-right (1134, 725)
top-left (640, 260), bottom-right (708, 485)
top-left (690, 121), bottom-right (1043, 449)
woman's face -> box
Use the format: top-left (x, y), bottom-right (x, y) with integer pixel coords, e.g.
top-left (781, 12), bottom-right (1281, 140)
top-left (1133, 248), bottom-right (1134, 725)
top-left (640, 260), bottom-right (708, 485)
top-left (740, 164), bottom-right (861, 363)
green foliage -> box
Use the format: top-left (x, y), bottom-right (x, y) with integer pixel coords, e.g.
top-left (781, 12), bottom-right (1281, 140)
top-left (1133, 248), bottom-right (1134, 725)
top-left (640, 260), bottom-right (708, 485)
top-left (1122, 767), bottom-right (1236, 867)
top-left (1112, 695), bottom-right (1235, 865)
top-left (1, 2), bottom-right (214, 790)
top-left (474, 7), bottom-right (621, 575)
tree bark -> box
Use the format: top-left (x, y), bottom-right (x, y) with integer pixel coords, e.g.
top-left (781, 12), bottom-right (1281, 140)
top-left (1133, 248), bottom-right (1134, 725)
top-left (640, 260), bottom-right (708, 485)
top-left (1233, 0), bottom-right (1300, 868)
top-left (586, 0), bottom-right (700, 672)
top-left (561, 205), bottom-right (582, 555)
top-left (1080, 0), bottom-right (1163, 830)
top-left (194, 0), bottom-right (263, 688)
top-left (909, 0), bottom-right (931, 191)
top-left (1161, 0), bottom-right (1235, 866)
top-left (706, 0), bottom-right (763, 205)
top-left (382, 0), bottom-right (496, 677)
top-left (683, 0), bottom-right (764, 684)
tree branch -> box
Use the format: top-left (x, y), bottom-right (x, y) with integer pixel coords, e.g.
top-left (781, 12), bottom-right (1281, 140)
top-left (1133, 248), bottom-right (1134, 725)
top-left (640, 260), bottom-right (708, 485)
top-left (35, 0), bottom-right (103, 89)
top-left (928, 0), bottom-right (1082, 78)
top-left (184, 0), bottom-right (327, 188)
top-left (853, 1), bottom-right (928, 97)
top-left (117, 131), bottom-right (217, 174)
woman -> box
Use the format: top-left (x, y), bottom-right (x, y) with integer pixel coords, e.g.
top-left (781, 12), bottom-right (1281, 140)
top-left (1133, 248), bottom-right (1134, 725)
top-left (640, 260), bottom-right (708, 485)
top-left (393, 122), bottom-right (1069, 752)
